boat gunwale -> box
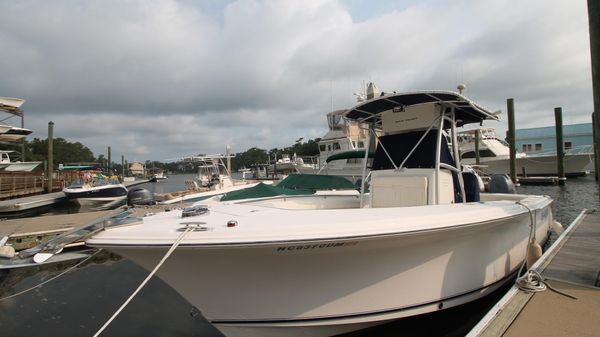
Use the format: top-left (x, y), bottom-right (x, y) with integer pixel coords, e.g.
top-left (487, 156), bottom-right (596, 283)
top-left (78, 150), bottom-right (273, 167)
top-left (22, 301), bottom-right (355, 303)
top-left (86, 198), bottom-right (552, 249)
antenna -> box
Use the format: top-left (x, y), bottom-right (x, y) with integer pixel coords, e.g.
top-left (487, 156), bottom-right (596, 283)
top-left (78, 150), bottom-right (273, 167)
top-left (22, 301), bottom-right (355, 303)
top-left (330, 80), bottom-right (333, 112)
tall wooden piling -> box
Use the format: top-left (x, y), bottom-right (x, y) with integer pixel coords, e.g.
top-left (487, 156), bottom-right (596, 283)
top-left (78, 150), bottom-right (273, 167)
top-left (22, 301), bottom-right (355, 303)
top-left (593, 113), bottom-right (598, 181)
top-left (108, 146), bottom-right (112, 172)
top-left (507, 99), bottom-right (517, 183)
top-left (554, 107), bottom-right (565, 185)
top-left (121, 155), bottom-right (125, 178)
top-left (475, 129), bottom-right (481, 165)
top-left (47, 121), bottom-right (54, 192)
top-left (589, 0), bottom-right (600, 191)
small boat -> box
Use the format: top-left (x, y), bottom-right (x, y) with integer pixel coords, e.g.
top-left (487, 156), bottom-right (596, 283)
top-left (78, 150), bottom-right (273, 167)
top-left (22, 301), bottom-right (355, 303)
top-left (85, 90), bottom-right (554, 337)
top-left (148, 168), bottom-right (167, 182)
top-left (62, 170), bottom-right (127, 206)
top-left (0, 150), bottom-right (42, 172)
top-left (0, 125), bottom-right (33, 142)
top-left (458, 128), bottom-right (593, 177)
top-left (157, 155), bottom-right (265, 204)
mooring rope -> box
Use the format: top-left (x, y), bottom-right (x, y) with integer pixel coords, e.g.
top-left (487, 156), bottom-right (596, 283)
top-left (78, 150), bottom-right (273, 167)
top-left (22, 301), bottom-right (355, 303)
top-left (514, 202), bottom-right (577, 300)
top-left (516, 201), bottom-right (536, 277)
top-left (92, 226), bottom-right (195, 337)
top-left (0, 248), bottom-right (103, 302)
top-left (516, 269), bottom-right (578, 299)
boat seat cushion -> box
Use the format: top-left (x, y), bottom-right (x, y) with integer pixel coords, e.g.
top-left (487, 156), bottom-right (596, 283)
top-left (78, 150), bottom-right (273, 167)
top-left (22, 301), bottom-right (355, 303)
top-left (460, 172), bottom-right (481, 202)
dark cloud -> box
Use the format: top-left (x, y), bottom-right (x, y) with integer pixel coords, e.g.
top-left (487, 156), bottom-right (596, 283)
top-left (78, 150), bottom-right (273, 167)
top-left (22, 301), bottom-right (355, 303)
top-left (0, 0), bottom-right (593, 160)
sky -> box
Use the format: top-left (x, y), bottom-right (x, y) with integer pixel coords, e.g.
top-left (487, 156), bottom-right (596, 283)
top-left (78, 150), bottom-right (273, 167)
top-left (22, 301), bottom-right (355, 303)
top-left (0, 0), bottom-right (594, 162)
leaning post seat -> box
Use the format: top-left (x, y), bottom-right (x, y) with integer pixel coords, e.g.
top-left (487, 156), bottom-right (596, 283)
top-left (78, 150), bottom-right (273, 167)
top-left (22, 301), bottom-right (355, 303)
top-left (369, 129), bottom-right (458, 208)
top-left (370, 169), bottom-right (454, 207)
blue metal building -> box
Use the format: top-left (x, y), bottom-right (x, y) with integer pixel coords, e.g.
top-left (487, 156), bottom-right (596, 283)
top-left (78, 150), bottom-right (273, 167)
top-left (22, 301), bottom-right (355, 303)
top-left (515, 123), bottom-right (592, 153)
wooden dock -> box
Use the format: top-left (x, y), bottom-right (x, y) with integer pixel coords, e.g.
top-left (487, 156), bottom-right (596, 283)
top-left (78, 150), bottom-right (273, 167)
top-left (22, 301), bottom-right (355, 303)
top-left (467, 210), bottom-right (600, 337)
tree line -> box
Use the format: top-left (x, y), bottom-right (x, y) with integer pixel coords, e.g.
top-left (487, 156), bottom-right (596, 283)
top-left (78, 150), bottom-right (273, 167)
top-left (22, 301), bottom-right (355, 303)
top-left (0, 137), bottom-right (321, 174)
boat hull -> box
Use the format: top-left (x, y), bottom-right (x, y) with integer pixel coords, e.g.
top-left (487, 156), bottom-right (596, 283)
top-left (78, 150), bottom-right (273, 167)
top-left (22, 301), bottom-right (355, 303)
top-left (464, 153), bottom-right (593, 177)
top-left (63, 184), bottom-right (128, 205)
top-left (104, 203), bottom-right (551, 337)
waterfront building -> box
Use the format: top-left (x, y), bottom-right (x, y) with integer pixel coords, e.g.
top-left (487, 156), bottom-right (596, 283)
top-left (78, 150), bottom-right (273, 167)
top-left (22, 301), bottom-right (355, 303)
top-left (515, 123), bottom-right (592, 153)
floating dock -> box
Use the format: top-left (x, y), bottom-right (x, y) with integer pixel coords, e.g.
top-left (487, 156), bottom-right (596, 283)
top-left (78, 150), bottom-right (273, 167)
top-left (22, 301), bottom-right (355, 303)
top-left (517, 176), bottom-right (565, 185)
top-left (467, 210), bottom-right (600, 337)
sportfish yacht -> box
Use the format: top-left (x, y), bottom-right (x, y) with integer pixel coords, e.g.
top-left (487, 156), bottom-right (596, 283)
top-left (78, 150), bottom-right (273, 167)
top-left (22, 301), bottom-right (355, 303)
top-left (458, 128), bottom-right (593, 177)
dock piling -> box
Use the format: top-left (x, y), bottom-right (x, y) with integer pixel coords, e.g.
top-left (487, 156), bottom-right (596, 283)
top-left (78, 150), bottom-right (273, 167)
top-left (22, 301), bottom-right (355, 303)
top-left (47, 121), bottom-right (54, 192)
top-left (507, 99), bottom-right (517, 183)
top-left (589, 0), bottom-right (600, 191)
top-left (554, 107), bottom-right (565, 185)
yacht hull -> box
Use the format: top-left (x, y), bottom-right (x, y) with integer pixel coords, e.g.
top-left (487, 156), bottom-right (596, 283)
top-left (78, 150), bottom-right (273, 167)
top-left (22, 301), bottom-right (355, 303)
top-left (99, 201), bottom-right (551, 337)
top-left (464, 153), bottom-right (593, 177)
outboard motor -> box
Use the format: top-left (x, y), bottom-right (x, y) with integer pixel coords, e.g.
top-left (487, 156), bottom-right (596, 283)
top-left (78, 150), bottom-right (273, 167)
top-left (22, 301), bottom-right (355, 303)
top-left (127, 187), bottom-right (156, 206)
top-left (487, 174), bottom-right (516, 194)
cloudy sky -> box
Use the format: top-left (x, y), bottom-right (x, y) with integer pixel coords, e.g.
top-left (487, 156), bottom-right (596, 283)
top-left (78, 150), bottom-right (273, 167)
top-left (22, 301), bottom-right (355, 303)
top-left (0, 0), bottom-right (593, 162)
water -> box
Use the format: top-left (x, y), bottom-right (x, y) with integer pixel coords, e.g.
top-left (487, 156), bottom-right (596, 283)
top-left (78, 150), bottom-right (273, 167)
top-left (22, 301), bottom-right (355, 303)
top-left (1, 176), bottom-right (599, 337)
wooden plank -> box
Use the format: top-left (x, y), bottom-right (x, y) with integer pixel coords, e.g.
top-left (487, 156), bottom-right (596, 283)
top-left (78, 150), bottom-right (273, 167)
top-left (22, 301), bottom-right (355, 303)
top-left (543, 212), bottom-right (600, 287)
top-left (503, 280), bottom-right (600, 337)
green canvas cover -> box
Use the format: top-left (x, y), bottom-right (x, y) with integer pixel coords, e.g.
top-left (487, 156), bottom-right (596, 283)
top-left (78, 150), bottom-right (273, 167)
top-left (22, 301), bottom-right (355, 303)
top-left (220, 183), bottom-right (313, 201)
top-left (277, 174), bottom-right (356, 190)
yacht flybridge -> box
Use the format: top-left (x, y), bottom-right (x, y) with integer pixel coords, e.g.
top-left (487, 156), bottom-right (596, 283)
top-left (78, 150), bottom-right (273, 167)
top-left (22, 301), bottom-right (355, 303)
top-left (83, 91), bottom-right (553, 337)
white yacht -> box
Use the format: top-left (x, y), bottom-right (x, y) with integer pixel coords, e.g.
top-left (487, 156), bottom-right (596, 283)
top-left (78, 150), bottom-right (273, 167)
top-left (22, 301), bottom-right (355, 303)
top-left (85, 91), bottom-right (553, 337)
top-left (296, 83), bottom-right (383, 182)
top-left (458, 128), bottom-right (593, 177)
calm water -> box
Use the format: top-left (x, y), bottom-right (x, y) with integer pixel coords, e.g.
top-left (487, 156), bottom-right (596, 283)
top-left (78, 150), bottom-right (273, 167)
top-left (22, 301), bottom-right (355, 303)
top-left (1, 175), bottom-right (599, 337)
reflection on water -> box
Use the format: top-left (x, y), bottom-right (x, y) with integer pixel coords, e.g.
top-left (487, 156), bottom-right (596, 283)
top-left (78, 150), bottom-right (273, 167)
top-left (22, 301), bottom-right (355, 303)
top-left (0, 251), bottom-right (221, 337)
top-left (516, 175), bottom-right (600, 226)
top-left (1, 175), bottom-right (598, 337)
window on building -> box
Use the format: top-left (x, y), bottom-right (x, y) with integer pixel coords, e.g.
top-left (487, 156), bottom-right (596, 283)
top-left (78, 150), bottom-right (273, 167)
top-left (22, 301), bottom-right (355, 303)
top-left (333, 143), bottom-right (341, 150)
top-left (351, 141), bottom-right (356, 148)
top-left (564, 141), bottom-right (572, 150)
top-left (319, 144), bottom-right (326, 152)
top-left (357, 141), bottom-right (364, 148)
top-left (522, 144), bottom-right (532, 152)
top-left (535, 144), bottom-right (543, 151)
top-left (327, 145), bottom-right (331, 151)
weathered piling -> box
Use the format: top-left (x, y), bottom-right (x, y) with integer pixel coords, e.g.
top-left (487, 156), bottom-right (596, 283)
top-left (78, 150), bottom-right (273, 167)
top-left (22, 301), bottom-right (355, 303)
top-left (475, 129), bottom-right (481, 165)
top-left (507, 99), bottom-right (517, 183)
top-left (108, 146), bottom-right (112, 171)
top-left (593, 113), bottom-right (598, 181)
top-left (121, 155), bottom-right (125, 178)
top-left (47, 121), bottom-right (54, 192)
top-left (589, 0), bottom-right (600, 191)
top-left (554, 107), bottom-right (565, 185)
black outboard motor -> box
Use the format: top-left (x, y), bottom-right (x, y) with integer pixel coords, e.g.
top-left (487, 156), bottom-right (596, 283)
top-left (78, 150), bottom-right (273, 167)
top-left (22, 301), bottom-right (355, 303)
top-left (127, 187), bottom-right (156, 206)
top-left (487, 174), bottom-right (516, 194)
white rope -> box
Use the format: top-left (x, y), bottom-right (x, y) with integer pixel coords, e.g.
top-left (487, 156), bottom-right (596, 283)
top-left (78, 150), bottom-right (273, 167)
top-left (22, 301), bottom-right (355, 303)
top-left (514, 202), bottom-right (578, 300)
top-left (516, 269), bottom-right (578, 299)
top-left (515, 270), bottom-right (547, 293)
top-left (92, 226), bottom-right (194, 337)
top-left (0, 249), bottom-right (103, 302)
top-left (516, 201), bottom-right (536, 277)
